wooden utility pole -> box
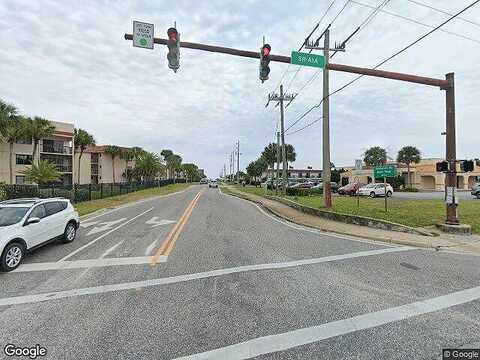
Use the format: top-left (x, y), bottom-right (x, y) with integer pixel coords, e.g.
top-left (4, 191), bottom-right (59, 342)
top-left (276, 131), bottom-right (280, 196)
top-left (322, 29), bottom-right (332, 208)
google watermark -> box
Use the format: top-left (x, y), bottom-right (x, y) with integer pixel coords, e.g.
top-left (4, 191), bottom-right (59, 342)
top-left (443, 349), bottom-right (480, 360)
top-left (4, 344), bottom-right (47, 359)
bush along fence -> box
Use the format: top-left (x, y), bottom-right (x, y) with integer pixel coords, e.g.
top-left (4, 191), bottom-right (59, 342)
top-left (0, 179), bottom-right (186, 203)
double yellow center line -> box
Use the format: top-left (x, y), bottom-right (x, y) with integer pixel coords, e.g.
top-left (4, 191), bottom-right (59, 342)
top-left (151, 190), bottom-right (204, 264)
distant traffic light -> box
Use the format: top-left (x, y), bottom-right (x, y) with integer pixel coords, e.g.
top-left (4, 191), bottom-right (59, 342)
top-left (461, 160), bottom-right (474, 172)
top-left (259, 44), bottom-right (271, 82)
top-left (167, 27), bottom-right (180, 72)
top-left (436, 161), bottom-right (449, 172)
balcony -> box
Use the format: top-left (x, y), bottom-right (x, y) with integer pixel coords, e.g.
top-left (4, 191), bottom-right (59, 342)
top-left (41, 144), bottom-right (72, 155)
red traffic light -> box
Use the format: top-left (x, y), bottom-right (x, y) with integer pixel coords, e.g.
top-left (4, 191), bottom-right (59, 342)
top-left (167, 27), bottom-right (178, 41)
top-left (262, 44), bottom-right (271, 57)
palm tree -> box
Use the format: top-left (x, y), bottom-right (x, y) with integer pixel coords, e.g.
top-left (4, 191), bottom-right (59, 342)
top-left (25, 117), bottom-right (55, 163)
top-left (397, 146), bottom-right (421, 188)
top-left (134, 152), bottom-right (162, 181)
top-left (104, 145), bottom-right (122, 184)
top-left (3, 117), bottom-right (28, 184)
top-left (20, 160), bottom-right (60, 185)
top-left (0, 99), bottom-right (18, 135)
top-left (73, 128), bottom-right (95, 184)
top-left (160, 149), bottom-right (174, 179)
top-left (170, 154), bottom-right (182, 182)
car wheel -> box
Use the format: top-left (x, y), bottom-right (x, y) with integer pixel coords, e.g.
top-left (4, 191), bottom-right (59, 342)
top-left (369, 192), bottom-right (376, 198)
top-left (1, 242), bottom-right (25, 272)
top-left (62, 222), bottom-right (77, 244)
top-left (477, 194), bottom-right (480, 199)
top-left (386, 191), bottom-right (393, 197)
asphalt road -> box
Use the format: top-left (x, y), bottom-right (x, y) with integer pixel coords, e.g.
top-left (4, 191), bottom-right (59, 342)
top-left (1, 185), bottom-right (479, 360)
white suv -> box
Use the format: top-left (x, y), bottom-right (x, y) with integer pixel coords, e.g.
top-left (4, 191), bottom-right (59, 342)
top-left (358, 183), bottom-right (394, 198)
top-left (0, 198), bottom-right (80, 272)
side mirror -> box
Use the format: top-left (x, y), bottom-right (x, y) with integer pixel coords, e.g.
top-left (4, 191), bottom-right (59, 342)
top-left (27, 217), bottom-right (40, 225)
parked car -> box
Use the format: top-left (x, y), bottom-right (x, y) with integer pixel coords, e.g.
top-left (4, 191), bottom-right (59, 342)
top-left (358, 183), bottom-right (393, 198)
top-left (200, 178), bottom-right (208, 184)
top-left (0, 198), bottom-right (80, 272)
top-left (338, 182), bottom-right (365, 196)
top-left (290, 181), bottom-right (315, 189)
top-left (311, 181), bottom-right (339, 192)
top-left (472, 183), bottom-right (480, 199)
top-left (208, 180), bottom-right (218, 188)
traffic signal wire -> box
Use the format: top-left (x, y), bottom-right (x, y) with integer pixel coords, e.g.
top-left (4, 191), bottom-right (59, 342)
top-left (406, 0), bottom-right (480, 28)
top-left (284, 0), bottom-right (480, 136)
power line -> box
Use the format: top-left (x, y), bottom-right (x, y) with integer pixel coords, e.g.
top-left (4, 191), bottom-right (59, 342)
top-left (407, 0), bottom-right (480, 28)
top-left (286, 116), bottom-right (324, 135)
top-left (286, 0), bottom-right (480, 135)
top-left (285, 0), bottom-right (389, 115)
top-left (351, 0), bottom-right (480, 45)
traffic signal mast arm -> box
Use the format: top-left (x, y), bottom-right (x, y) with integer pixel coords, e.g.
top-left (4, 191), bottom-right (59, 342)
top-left (124, 33), bottom-right (449, 89)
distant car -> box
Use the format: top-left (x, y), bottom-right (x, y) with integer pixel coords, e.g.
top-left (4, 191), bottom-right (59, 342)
top-left (338, 182), bottom-right (365, 196)
top-left (208, 180), bottom-right (218, 188)
top-left (472, 183), bottom-right (480, 199)
top-left (311, 182), bottom-right (338, 192)
top-left (200, 178), bottom-right (208, 184)
top-left (290, 182), bottom-right (314, 189)
top-left (358, 183), bottom-right (393, 198)
top-left (0, 198), bottom-right (80, 272)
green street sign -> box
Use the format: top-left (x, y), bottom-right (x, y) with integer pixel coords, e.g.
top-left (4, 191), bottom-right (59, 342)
top-left (374, 165), bottom-right (397, 178)
top-left (291, 51), bottom-right (325, 69)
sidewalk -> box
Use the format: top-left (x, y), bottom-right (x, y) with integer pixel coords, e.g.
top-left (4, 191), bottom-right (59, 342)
top-left (224, 186), bottom-right (480, 255)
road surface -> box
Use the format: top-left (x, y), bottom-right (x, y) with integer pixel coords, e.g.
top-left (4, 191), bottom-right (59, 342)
top-left (1, 185), bottom-right (479, 359)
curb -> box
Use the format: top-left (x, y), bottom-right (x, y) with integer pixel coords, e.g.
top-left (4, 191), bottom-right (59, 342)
top-left (222, 187), bottom-right (436, 250)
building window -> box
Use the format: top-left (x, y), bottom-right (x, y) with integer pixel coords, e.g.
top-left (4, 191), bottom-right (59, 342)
top-left (16, 154), bottom-right (33, 165)
top-left (42, 139), bottom-right (72, 154)
top-left (16, 138), bottom-right (32, 145)
top-left (15, 176), bottom-right (26, 184)
top-left (40, 154), bottom-right (72, 173)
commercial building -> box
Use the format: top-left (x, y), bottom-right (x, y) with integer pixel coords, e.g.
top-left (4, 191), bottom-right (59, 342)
top-left (0, 120), bottom-right (75, 185)
top-left (262, 167), bottom-right (322, 179)
top-left (340, 158), bottom-right (480, 190)
top-left (74, 145), bottom-right (135, 185)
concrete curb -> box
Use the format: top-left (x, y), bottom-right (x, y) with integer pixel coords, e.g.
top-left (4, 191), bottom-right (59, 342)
top-left (221, 187), bottom-right (437, 250)
top-left (264, 195), bottom-right (434, 237)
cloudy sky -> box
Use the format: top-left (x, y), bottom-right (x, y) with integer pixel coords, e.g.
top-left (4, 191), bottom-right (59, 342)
top-left (1, 0), bottom-right (479, 177)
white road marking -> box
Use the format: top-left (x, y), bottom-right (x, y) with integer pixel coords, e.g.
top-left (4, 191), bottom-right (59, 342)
top-left (145, 238), bottom-right (160, 256)
top-left (173, 285), bottom-right (480, 360)
top-left (86, 218), bottom-right (126, 236)
top-left (11, 256), bottom-right (167, 273)
top-left (79, 221), bottom-right (98, 228)
top-left (0, 247), bottom-right (412, 306)
top-left (145, 217), bottom-right (176, 227)
top-left (58, 207), bottom-right (154, 262)
top-left (219, 188), bottom-right (399, 248)
top-left (100, 241), bottom-right (124, 258)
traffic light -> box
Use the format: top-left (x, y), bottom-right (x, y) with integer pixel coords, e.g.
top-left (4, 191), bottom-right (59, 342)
top-left (167, 27), bottom-right (180, 72)
top-left (461, 160), bottom-right (474, 172)
top-left (436, 161), bottom-right (449, 172)
top-left (259, 44), bottom-right (271, 82)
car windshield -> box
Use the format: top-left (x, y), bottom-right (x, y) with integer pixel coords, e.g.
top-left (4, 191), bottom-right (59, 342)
top-left (0, 206), bottom-right (29, 226)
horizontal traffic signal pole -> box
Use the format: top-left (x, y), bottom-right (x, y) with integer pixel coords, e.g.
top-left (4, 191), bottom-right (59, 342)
top-left (124, 34), bottom-right (449, 88)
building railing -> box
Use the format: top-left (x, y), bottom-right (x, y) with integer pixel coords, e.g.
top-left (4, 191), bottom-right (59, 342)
top-left (0, 179), bottom-right (186, 203)
top-left (41, 145), bottom-right (73, 154)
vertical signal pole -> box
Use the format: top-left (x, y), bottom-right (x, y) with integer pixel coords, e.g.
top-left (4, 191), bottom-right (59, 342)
top-left (280, 85), bottom-right (287, 195)
top-left (445, 73), bottom-right (458, 224)
top-left (236, 140), bottom-right (240, 184)
top-left (322, 29), bottom-right (332, 208)
top-left (276, 131), bottom-right (281, 196)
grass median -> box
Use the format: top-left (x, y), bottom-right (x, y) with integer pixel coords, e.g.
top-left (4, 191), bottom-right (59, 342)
top-left (75, 183), bottom-right (192, 217)
top-left (231, 185), bottom-right (480, 234)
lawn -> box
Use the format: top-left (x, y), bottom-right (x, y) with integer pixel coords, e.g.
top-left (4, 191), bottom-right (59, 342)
top-left (231, 185), bottom-right (480, 234)
top-left (75, 183), bottom-right (192, 217)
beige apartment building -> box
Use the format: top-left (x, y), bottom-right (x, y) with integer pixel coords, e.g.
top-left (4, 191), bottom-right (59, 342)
top-left (75, 145), bottom-right (135, 185)
top-left (341, 158), bottom-right (480, 191)
top-left (0, 120), bottom-right (75, 185)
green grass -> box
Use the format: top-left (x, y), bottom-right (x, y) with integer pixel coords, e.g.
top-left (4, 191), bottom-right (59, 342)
top-left (231, 185), bottom-right (480, 234)
top-left (75, 183), bottom-right (191, 217)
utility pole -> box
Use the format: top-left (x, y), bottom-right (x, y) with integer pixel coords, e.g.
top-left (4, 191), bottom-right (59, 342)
top-left (276, 131), bottom-right (281, 196)
top-left (236, 140), bottom-right (240, 184)
top-left (322, 29), bottom-right (332, 208)
top-left (266, 85), bottom-right (295, 195)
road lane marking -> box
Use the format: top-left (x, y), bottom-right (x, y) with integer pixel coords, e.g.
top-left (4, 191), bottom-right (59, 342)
top-left (173, 285), bottom-right (480, 360)
top-left (100, 241), bottom-right (124, 258)
top-left (145, 217), bottom-right (176, 227)
top-left (86, 218), bottom-right (127, 236)
top-left (59, 207), bottom-right (154, 262)
top-left (151, 191), bottom-right (204, 263)
top-left (11, 256), bottom-right (167, 273)
top-left (80, 221), bottom-right (98, 228)
top-left (219, 188), bottom-right (399, 248)
top-left (0, 247), bottom-right (412, 305)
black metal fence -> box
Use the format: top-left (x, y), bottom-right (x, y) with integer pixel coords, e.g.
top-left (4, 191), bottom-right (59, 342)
top-left (0, 179), bottom-right (186, 203)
